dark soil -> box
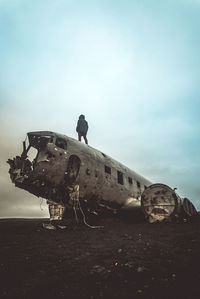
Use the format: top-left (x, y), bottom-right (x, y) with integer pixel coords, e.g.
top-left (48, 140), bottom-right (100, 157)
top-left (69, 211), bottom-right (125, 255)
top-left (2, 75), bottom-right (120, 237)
top-left (0, 217), bottom-right (200, 299)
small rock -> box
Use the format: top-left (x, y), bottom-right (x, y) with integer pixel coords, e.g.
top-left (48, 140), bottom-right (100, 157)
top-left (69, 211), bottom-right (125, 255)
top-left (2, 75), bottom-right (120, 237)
top-left (42, 223), bottom-right (56, 230)
top-left (118, 248), bottom-right (122, 253)
top-left (114, 262), bottom-right (119, 266)
top-left (91, 265), bottom-right (106, 274)
top-left (57, 225), bottom-right (67, 229)
top-left (137, 266), bottom-right (147, 273)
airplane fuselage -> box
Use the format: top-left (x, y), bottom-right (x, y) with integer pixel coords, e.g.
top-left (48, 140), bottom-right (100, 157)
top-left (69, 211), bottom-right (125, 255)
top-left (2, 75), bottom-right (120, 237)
top-left (8, 131), bottom-right (197, 222)
top-left (7, 131), bottom-right (151, 216)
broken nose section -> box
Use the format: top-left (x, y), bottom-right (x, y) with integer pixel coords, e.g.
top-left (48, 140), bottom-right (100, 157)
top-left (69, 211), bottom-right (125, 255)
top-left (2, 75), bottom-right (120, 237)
top-left (7, 155), bottom-right (43, 196)
top-left (7, 155), bottom-right (70, 204)
top-left (7, 156), bottom-right (32, 184)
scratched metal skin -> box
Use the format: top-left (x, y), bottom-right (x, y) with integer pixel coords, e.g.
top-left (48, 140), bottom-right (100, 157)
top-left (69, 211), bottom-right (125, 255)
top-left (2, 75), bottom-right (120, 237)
top-left (7, 131), bottom-right (197, 223)
top-left (7, 131), bottom-right (152, 220)
top-left (141, 184), bottom-right (197, 223)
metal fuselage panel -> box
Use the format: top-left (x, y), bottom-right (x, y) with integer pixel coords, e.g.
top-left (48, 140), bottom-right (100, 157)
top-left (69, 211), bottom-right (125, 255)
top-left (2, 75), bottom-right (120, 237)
top-left (63, 136), bottom-right (152, 207)
top-left (7, 131), bottom-right (152, 214)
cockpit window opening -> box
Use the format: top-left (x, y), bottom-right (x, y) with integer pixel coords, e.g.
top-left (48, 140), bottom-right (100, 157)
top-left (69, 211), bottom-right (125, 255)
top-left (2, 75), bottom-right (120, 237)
top-left (39, 136), bottom-right (52, 149)
top-left (105, 165), bottom-right (111, 174)
top-left (102, 153), bottom-right (106, 158)
top-left (137, 181), bottom-right (141, 188)
top-left (55, 138), bottom-right (67, 150)
top-left (28, 134), bottom-right (52, 149)
top-left (117, 171), bottom-right (124, 185)
top-left (128, 177), bottom-right (133, 184)
top-left (86, 168), bottom-right (90, 175)
top-left (27, 147), bottom-right (38, 163)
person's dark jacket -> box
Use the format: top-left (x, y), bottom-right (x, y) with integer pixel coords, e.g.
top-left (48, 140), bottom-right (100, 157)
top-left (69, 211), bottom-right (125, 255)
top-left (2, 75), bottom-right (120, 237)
top-left (76, 115), bottom-right (88, 134)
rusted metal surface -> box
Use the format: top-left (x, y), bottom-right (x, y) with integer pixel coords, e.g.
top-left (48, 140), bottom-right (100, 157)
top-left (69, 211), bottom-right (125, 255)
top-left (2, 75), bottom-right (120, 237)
top-left (141, 184), bottom-right (197, 223)
top-left (7, 131), bottom-right (152, 220)
top-left (181, 198), bottom-right (197, 218)
top-left (7, 131), bottom-right (197, 223)
top-left (48, 203), bottom-right (65, 221)
top-left (141, 184), bottom-right (182, 223)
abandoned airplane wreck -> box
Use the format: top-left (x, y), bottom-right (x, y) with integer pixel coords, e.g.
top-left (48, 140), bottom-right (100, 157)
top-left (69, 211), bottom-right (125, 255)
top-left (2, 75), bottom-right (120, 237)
top-left (7, 131), bottom-right (197, 224)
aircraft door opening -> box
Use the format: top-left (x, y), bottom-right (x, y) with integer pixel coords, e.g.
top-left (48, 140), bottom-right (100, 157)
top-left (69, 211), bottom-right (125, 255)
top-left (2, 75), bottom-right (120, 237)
top-left (65, 155), bottom-right (81, 185)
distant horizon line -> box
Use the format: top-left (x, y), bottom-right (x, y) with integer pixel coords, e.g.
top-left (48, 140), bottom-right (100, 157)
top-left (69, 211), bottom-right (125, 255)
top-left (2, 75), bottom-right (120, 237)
top-left (0, 217), bottom-right (49, 220)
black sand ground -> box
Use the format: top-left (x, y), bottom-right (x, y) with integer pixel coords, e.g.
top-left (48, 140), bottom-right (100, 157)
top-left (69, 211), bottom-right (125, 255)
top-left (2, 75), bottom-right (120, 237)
top-left (0, 217), bottom-right (200, 299)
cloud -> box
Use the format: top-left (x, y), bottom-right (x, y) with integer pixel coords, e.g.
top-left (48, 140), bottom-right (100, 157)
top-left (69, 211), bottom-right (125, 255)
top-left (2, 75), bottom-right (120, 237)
top-left (0, 176), bottom-right (49, 218)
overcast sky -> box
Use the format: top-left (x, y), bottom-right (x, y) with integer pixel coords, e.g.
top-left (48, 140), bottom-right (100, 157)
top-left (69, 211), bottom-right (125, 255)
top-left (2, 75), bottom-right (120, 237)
top-left (0, 0), bottom-right (200, 218)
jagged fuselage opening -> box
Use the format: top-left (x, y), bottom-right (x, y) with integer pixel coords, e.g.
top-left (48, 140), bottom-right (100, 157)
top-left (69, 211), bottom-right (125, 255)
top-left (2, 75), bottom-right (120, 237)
top-left (7, 132), bottom-right (72, 205)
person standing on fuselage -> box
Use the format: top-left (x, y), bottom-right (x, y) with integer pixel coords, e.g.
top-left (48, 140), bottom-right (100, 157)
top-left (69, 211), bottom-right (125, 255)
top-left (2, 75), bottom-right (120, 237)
top-left (76, 115), bottom-right (88, 144)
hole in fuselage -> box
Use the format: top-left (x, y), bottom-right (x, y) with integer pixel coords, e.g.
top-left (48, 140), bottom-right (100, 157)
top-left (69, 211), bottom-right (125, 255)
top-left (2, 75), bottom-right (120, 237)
top-left (27, 147), bottom-right (38, 163)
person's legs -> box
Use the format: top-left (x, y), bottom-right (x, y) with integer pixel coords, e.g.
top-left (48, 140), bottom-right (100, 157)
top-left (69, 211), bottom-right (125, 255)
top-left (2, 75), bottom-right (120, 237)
top-left (78, 133), bottom-right (81, 142)
top-left (83, 133), bottom-right (88, 144)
